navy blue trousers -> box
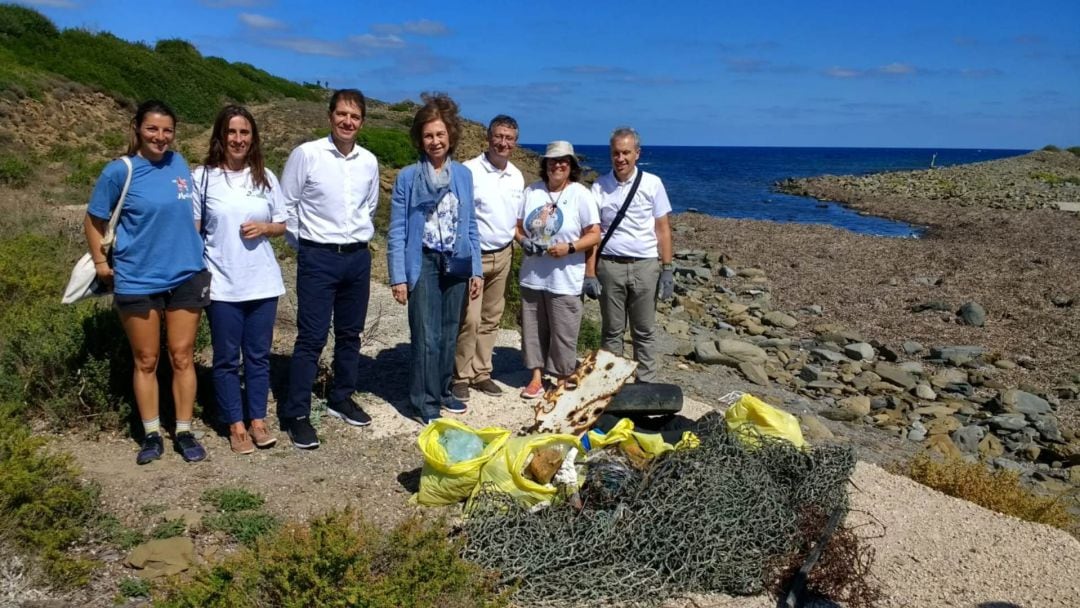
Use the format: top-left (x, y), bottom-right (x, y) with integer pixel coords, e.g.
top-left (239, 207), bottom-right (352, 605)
top-left (281, 246), bottom-right (370, 419)
top-left (206, 297), bottom-right (278, 425)
top-left (408, 250), bottom-right (467, 419)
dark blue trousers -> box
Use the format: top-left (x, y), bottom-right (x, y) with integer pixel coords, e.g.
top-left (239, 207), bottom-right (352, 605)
top-left (408, 250), bottom-right (467, 419)
top-left (281, 246), bottom-right (371, 419)
top-left (206, 297), bottom-right (278, 425)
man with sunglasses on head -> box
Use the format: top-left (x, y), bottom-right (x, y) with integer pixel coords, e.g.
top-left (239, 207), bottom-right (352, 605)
top-left (452, 115), bottom-right (525, 401)
top-left (584, 126), bottom-right (674, 384)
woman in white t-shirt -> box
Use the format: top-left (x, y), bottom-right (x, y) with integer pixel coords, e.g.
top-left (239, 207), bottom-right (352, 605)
top-left (516, 141), bottom-right (600, 399)
top-left (193, 105), bottom-right (286, 454)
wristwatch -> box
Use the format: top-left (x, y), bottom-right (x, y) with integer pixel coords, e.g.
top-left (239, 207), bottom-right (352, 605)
top-left (568, 242), bottom-right (576, 254)
top-left (661, 262), bottom-right (673, 271)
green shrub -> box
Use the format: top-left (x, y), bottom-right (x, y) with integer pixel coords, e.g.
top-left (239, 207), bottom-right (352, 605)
top-left (151, 518), bottom-right (187, 539)
top-left (119, 577), bottom-right (151, 598)
top-left (97, 514), bottom-right (144, 549)
top-left (204, 511), bottom-right (278, 546)
top-left (1042, 144), bottom-right (1061, 152)
top-left (1067, 146), bottom-right (1080, 157)
top-left (359, 127), bottom-right (417, 169)
top-left (159, 511), bottom-right (508, 608)
top-left (388, 100), bottom-right (416, 112)
top-left (0, 403), bottom-right (100, 585)
top-left (500, 246), bottom-right (523, 329)
top-left (201, 487), bottom-right (264, 513)
top-left (0, 153), bottom-right (32, 187)
top-left (577, 317), bottom-right (601, 353)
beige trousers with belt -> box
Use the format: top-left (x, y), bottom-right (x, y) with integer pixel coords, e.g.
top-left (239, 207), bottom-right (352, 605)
top-left (454, 245), bottom-right (513, 383)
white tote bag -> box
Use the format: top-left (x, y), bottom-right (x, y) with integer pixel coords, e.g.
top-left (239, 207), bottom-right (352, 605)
top-left (61, 156), bottom-right (133, 304)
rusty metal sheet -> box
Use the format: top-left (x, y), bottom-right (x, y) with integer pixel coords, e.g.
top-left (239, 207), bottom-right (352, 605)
top-left (530, 349), bottom-right (637, 434)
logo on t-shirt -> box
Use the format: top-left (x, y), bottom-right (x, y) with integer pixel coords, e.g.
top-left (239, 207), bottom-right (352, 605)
top-left (174, 177), bottom-right (191, 200)
top-left (524, 203), bottom-right (563, 246)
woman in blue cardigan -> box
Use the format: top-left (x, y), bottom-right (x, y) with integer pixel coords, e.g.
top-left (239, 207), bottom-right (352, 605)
top-left (387, 93), bottom-right (482, 424)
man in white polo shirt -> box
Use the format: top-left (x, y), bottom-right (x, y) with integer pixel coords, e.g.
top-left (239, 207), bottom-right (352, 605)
top-left (584, 126), bottom-right (674, 383)
top-left (452, 115), bottom-right (525, 401)
top-left (279, 89), bottom-right (379, 449)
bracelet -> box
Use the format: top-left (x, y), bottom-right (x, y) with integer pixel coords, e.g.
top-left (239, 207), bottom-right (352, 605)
top-left (568, 242), bottom-right (576, 254)
top-left (661, 262), bottom-right (673, 271)
top-left (94, 260), bottom-right (108, 266)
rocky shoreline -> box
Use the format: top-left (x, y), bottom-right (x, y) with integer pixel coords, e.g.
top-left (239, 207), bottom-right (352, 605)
top-left (644, 151), bottom-right (1080, 504)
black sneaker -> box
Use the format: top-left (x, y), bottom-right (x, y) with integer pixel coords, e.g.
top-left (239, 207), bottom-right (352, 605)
top-left (174, 432), bottom-right (207, 463)
top-left (283, 416), bottom-right (320, 449)
top-left (136, 433), bottom-right (164, 465)
top-left (327, 401), bottom-right (372, 427)
top-left (451, 382), bottom-right (470, 402)
top-left (471, 378), bottom-right (503, 396)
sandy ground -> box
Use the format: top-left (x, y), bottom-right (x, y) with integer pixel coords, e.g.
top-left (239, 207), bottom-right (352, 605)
top-left (47, 280), bottom-right (1079, 608)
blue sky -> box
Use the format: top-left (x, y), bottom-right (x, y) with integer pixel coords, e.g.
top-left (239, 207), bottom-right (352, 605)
top-left (20, 0), bottom-right (1080, 149)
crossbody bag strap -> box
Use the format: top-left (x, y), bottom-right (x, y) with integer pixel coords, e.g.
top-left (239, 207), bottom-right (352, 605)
top-left (101, 156), bottom-right (133, 250)
top-left (199, 165), bottom-right (209, 237)
top-left (596, 167), bottom-right (644, 257)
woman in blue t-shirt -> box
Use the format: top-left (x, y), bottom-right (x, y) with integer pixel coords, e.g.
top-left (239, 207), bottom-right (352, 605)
top-left (84, 99), bottom-right (210, 465)
top-left (192, 106), bottom-right (286, 455)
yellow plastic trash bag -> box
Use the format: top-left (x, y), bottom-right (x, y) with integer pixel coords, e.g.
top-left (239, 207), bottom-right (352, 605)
top-left (585, 418), bottom-right (699, 458)
top-left (470, 434), bottom-right (584, 509)
top-left (724, 393), bottom-right (806, 448)
top-left (416, 419), bottom-right (510, 506)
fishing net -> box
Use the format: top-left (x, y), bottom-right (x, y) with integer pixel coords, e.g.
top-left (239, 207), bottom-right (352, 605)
top-left (461, 412), bottom-right (857, 607)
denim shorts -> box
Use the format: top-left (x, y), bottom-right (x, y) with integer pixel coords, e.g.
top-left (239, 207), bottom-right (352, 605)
top-left (113, 269), bottom-right (212, 314)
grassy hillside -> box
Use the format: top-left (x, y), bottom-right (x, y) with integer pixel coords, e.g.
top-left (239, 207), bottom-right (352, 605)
top-left (0, 4), bottom-right (320, 122)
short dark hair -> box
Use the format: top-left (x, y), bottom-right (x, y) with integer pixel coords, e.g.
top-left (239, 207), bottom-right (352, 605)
top-left (409, 92), bottom-right (462, 156)
top-left (127, 99), bottom-right (177, 156)
top-left (487, 114), bottom-right (518, 137)
top-left (329, 89), bottom-right (366, 118)
top-left (539, 156), bottom-right (582, 183)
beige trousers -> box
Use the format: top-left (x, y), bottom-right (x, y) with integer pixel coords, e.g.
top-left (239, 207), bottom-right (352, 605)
top-left (453, 245), bottom-right (513, 383)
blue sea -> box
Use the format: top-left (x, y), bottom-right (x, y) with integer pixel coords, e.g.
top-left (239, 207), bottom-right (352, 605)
top-left (522, 145), bottom-right (1029, 237)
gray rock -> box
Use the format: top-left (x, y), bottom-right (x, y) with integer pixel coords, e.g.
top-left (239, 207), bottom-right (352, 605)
top-left (665, 319), bottom-right (691, 336)
top-left (992, 458), bottom-right (1024, 474)
top-left (929, 345), bottom-right (986, 365)
top-left (989, 414), bottom-right (1029, 432)
top-left (719, 265), bottom-right (737, 278)
top-left (938, 382), bottom-right (975, 397)
top-left (762, 311), bottom-right (798, 329)
top-left (897, 361), bottom-right (926, 376)
top-left (799, 365), bottom-right (828, 382)
top-left (902, 340), bottom-right (925, 355)
top-left (738, 361), bottom-right (770, 386)
top-left (811, 348), bottom-right (848, 364)
top-left (852, 371), bottom-right (882, 391)
top-left (878, 344), bottom-right (902, 362)
top-left (875, 363), bottom-right (918, 390)
top-left (952, 425), bottom-right (986, 453)
top-left (806, 380), bottom-right (847, 390)
top-left (1031, 415), bottom-right (1065, 443)
top-left (907, 421), bottom-right (927, 442)
top-left (913, 383), bottom-right (937, 400)
top-left (843, 342), bottom-right (875, 361)
top-left (801, 304), bottom-right (823, 316)
top-left (693, 339), bottom-right (723, 364)
top-left (799, 413), bottom-right (835, 442)
top-left (930, 368), bottom-right (969, 388)
top-left (716, 339), bottom-right (768, 366)
top-left (1002, 389), bottom-right (1052, 417)
top-left (675, 266), bottom-right (713, 281)
top-left (957, 301), bottom-right (987, 327)
top-left (837, 395), bottom-right (871, 417)
top-left (820, 407), bottom-right (861, 422)
top-left (737, 267), bottom-right (767, 279)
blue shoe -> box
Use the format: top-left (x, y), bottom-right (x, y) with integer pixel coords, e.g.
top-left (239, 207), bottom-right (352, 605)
top-left (174, 432), bottom-right (207, 462)
top-left (136, 433), bottom-right (164, 465)
top-left (441, 398), bottom-right (467, 415)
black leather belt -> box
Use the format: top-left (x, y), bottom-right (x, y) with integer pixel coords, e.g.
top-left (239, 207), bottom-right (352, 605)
top-left (300, 238), bottom-right (368, 253)
top-left (481, 242), bottom-right (512, 255)
top-left (600, 254), bottom-right (650, 264)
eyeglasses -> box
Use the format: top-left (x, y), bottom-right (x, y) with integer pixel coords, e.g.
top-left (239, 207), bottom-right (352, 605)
top-left (491, 134), bottom-right (517, 143)
top-left (547, 157), bottom-right (572, 166)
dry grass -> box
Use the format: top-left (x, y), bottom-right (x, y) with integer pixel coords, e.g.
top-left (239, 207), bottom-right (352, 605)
top-left (891, 453), bottom-right (1078, 535)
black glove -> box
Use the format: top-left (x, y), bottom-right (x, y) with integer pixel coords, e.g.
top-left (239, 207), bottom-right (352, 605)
top-left (657, 268), bottom-right (675, 301)
top-left (582, 276), bottom-right (602, 299)
top-left (521, 239), bottom-right (544, 256)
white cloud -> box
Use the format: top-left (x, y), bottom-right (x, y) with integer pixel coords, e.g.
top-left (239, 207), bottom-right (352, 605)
top-left (238, 13), bottom-right (285, 30)
top-left (824, 66), bottom-right (862, 79)
top-left (349, 33), bottom-right (406, 49)
top-left (879, 62), bottom-right (915, 75)
top-left (266, 37), bottom-right (349, 57)
top-left (371, 19), bottom-right (450, 37)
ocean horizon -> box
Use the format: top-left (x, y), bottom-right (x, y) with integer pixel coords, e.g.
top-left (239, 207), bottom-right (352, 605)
top-left (521, 144), bottom-right (1030, 237)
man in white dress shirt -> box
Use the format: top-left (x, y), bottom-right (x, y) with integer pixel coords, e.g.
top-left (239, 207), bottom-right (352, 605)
top-left (585, 127), bottom-right (674, 383)
top-left (279, 89), bottom-right (379, 448)
top-left (452, 115), bottom-right (525, 401)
